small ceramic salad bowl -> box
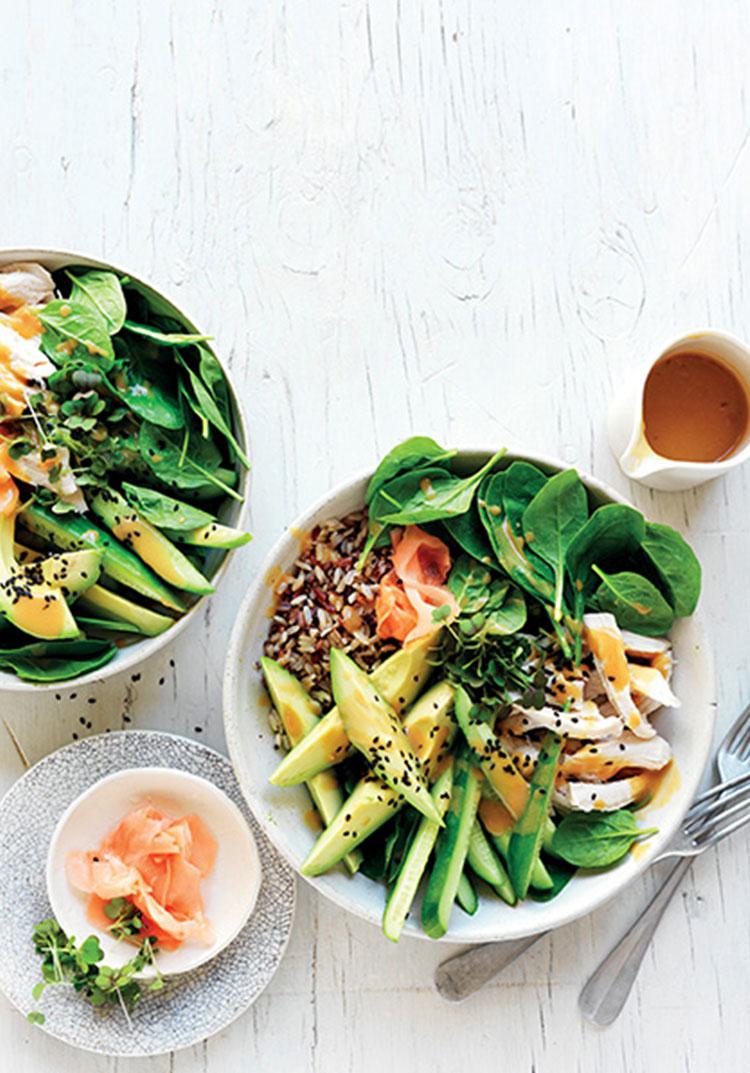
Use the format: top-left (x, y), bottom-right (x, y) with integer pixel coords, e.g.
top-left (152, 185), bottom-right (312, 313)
top-left (0, 249), bottom-right (249, 692)
top-left (224, 447), bottom-right (715, 944)
top-left (47, 766), bottom-right (262, 977)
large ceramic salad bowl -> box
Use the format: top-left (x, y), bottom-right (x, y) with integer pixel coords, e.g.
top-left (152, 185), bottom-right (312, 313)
top-left (224, 447), bottom-right (714, 943)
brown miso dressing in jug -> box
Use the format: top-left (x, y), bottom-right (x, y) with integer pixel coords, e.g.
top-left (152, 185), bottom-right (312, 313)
top-left (642, 350), bottom-right (750, 462)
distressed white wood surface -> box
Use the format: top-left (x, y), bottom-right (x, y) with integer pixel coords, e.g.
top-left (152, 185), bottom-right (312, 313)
top-left (2, 1), bottom-right (749, 1069)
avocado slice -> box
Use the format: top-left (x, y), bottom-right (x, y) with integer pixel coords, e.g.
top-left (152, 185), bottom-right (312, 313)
top-left (261, 657), bottom-right (361, 875)
top-left (77, 584), bottom-right (175, 636)
top-left (165, 521), bottom-right (251, 549)
top-left (14, 544), bottom-right (102, 599)
top-left (270, 632), bottom-right (438, 787)
top-left (0, 513), bottom-right (80, 641)
top-left (91, 490), bottom-right (214, 596)
top-left (20, 504), bottom-right (186, 613)
top-left (421, 747), bottom-right (482, 938)
top-left (330, 649), bottom-right (442, 825)
top-left (300, 680), bottom-right (456, 876)
top-left (507, 730), bottom-right (562, 900)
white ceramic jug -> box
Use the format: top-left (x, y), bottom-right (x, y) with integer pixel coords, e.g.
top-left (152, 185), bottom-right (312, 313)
top-left (607, 329), bottom-right (750, 491)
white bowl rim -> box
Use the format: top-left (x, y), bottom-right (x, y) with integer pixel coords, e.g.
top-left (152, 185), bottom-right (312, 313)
top-left (0, 247), bottom-right (250, 693)
top-left (223, 445), bottom-right (716, 943)
top-left (46, 764), bottom-right (262, 977)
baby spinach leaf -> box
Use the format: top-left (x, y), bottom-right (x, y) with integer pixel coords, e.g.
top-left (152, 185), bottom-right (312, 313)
top-left (177, 355), bottom-right (249, 466)
top-left (567, 504), bottom-right (646, 596)
top-left (38, 300), bottom-right (114, 366)
top-left (371, 449), bottom-right (506, 526)
top-left (550, 809), bottom-right (658, 869)
top-left (592, 566), bottom-right (675, 635)
top-left (522, 469), bottom-right (588, 621)
top-left (0, 639), bottom-right (117, 682)
top-left (479, 473), bottom-right (554, 603)
top-left (365, 436), bottom-right (456, 506)
top-left (123, 320), bottom-right (212, 347)
top-left (502, 461), bottom-right (547, 537)
top-left (442, 506), bottom-right (497, 566)
top-left (65, 270), bottom-right (126, 334)
top-left (139, 422), bottom-right (242, 501)
top-left (108, 351), bottom-right (184, 430)
top-left (121, 482), bottom-right (215, 531)
top-left (197, 346), bottom-right (233, 425)
top-left (641, 522), bottom-right (701, 617)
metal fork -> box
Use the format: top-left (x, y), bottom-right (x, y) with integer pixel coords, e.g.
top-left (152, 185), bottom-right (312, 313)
top-left (579, 701), bottom-right (750, 1024)
top-left (435, 701), bottom-right (750, 1005)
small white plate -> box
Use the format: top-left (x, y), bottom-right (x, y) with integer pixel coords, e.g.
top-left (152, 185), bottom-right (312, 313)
top-left (0, 730), bottom-right (295, 1057)
top-left (47, 767), bottom-right (261, 977)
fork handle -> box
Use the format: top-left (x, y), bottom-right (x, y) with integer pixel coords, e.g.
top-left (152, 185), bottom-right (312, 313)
top-left (434, 932), bottom-right (546, 1001)
top-left (579, 856), bottom-right (692, 1026)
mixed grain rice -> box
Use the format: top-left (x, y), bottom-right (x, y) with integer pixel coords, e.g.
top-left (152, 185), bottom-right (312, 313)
top-left (263, 511), bottom-right (397, 735)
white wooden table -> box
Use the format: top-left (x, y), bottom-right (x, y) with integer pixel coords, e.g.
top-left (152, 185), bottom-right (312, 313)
top-left (2, 2), bottom-right (750, 1069)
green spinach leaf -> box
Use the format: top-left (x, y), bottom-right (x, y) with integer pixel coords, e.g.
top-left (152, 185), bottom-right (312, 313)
top-left (550, 809), bottom-right (658, 868)
top-left (108, 352), bottom-right (184, 430)
top-left (65, 270), bottom-right (126, 334)
top-left (177, 355), bottom-right (249, 466)
top-left (197, 346), bottom-right (233, 425)
top-left (442, 506), bottom-right (497, 566)
top-left (121, 482), bottom-right (215, 531)
top-left (641, 522), bottom-right (701, 617)
top-left (365, 436), bottom-right (456, 505)
top-left (448, 554), bottom-right (502, 613)
top-left (139, 422), bottom-right (242, 501)
top-left (522, 469), bottom-right (588, 621)
top-left (123, 320), bottom-right (212, 347)
top-left (370, 449), bottom-right (506, 526)
top-left (502, 461), bottom-right (547, 536)
top-left (478, 472), bottom-right (555, 603)
top-left (38, 300), bottom-right (114, 367)
top-left (0, 639), bottom-right (117, 682)
top-left (592, 566), bottom-right (675, 635)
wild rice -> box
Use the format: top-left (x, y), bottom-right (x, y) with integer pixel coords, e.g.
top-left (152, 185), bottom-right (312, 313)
top-left (262, 510), bottom-right (397, 712)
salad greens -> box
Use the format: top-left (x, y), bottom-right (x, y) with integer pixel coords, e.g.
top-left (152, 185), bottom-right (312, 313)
top-left (263, 437), bottom-right (702, 941)
top-left (551, 810), bottom-right (658, 868)
top-left (0, 262), bottom-right (249, 682)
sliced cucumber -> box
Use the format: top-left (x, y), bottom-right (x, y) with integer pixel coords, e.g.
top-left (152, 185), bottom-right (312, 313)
top-left (507, 730), bottom-right (563, 900)
top-left (489, 828), bottom-right (553, 892)
top-left (270, 633), bottom-right (437, 786)
top-left (422, 749), bottom-right (482, 938)
top-left (455, 871), bottom-right (478, 915)
top-left (261, 657), bottom-right (360, 875)
top-left (467, 820), bottom-right (516, 906)
top-left (331, 649), bottom-right (442, 825)
top-left (382, 763), bottom-right (454, 943)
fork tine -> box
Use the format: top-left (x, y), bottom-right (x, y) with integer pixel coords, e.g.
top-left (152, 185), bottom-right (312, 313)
top-left (690, 770), bottom-right (750, 812)
top-left (688, 786), bottom-right (750, 843)
top-left (684, 778), bottom-right (750, 835)
top-left (737, 725), bottom-right (750, 762)
top-left (724, 699), bottom-right (750, 753)
top-left (697, 797), bottom-right (750, 848)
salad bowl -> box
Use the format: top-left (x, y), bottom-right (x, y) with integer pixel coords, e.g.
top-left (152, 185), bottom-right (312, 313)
top-left (0, 248), bottom-right (249, 692)
top-left (224, 448), bottom-right (715, 943)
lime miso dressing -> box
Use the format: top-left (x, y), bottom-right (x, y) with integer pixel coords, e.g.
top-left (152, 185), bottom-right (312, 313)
top-left (642, 350), bottom-right (749, 462)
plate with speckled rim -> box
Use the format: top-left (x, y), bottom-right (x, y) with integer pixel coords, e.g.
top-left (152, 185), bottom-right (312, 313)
top-left (0, 730), bottom-right (295, 1057)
